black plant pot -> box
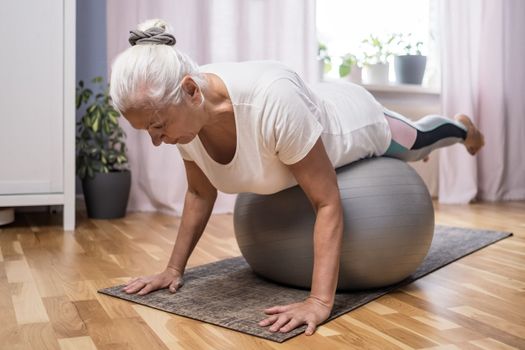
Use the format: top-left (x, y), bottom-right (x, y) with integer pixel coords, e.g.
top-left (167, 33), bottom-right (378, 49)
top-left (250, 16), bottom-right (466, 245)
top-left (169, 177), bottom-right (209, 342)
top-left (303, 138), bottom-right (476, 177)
top-left (82, 170), bottom-right (131, 219)
top-left (394, 55), bottom-right (427, 84)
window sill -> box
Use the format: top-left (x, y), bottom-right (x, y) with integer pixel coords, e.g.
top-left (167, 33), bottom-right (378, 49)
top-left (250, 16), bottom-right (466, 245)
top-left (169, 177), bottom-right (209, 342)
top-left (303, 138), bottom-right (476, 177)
top-left (359, 82), bottom-right (441, 95)
top-left (322, 77), bottom-right (441, 96)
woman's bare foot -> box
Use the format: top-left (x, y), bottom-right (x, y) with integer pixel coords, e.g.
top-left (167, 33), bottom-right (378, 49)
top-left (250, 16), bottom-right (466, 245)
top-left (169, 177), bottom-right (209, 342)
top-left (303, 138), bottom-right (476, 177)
top-left (454, 114), bottom-right (485, 155)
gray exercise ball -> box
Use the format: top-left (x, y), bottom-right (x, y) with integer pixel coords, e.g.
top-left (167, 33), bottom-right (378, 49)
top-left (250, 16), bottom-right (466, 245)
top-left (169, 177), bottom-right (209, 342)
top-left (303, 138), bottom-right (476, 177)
top-left (233, 157), bottom-right (434, 291)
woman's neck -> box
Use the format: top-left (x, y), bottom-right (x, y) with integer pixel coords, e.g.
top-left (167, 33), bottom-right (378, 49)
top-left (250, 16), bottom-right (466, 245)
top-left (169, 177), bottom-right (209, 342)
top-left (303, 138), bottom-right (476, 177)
top-left (202, 74), bottom-right (233, 122)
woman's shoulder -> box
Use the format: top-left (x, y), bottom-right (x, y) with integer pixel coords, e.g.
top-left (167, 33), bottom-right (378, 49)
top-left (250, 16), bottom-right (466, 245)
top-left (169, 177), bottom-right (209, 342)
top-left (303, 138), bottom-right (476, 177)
top-left (200, 60), bottom-right (302, 104)
top-left (200, 60), bottom-right (300, 85)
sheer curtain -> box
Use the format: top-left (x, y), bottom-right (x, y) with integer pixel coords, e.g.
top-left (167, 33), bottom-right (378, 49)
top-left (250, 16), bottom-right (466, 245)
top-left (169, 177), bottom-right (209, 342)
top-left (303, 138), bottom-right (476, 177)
top-left (438, 0), bottom-right (525, 203)
top-left (107, 0), bottom-right (317, 215)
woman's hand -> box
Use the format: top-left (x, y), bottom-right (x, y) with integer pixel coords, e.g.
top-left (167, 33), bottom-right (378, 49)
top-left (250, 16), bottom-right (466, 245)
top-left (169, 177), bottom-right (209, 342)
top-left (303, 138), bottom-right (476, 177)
top-left (121, 266), bottom-right (184, 296)
top-left (258, 297), bottom-right (332, 335)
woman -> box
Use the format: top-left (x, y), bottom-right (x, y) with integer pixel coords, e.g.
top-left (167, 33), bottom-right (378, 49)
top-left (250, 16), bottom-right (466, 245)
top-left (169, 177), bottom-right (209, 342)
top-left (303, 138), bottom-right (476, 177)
top-left (111, 19), bottom-right (484, 336)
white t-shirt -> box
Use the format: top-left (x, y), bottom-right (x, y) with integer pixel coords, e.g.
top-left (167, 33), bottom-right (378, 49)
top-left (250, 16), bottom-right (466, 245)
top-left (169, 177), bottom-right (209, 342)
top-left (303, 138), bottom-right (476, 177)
top-left (177, 61), bottom-right (391, 194)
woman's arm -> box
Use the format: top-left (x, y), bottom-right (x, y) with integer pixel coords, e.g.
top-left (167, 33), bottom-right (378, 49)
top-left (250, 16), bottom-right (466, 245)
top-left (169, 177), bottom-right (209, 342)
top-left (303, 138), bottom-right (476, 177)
top-left (289, 138), bottom-right (343, 307)
top-left (167, 159), bottom-right (218, 274)
top-left (259, 137), bottom-right (343, 335)
top-left (122, 159), bottom-right (218, 295)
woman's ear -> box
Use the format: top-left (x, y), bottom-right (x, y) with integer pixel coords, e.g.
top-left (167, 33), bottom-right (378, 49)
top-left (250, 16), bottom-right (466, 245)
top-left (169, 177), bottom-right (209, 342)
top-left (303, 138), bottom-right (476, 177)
top-left (181, 76), bottom-right (202, 107)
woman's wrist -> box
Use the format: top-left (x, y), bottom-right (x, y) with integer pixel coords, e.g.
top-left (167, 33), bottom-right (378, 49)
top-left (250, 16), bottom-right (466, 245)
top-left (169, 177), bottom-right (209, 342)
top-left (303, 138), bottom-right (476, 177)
top-left (166, 264), bottom-right (184, 276)
top-left (307, 295), bottom-right (334, 309)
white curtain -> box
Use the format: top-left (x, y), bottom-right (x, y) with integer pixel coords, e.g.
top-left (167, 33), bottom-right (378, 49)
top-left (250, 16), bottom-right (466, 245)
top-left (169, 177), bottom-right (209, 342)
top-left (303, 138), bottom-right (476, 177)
top-left (107, 0), bottom-right (317, 215)
top-left (438, 0), bottom-right (525, 203)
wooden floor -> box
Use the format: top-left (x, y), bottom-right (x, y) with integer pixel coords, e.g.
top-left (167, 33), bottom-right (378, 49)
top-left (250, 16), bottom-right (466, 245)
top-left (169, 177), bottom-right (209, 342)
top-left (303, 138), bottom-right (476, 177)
top-left (0, 200), bottom-right (524, 350)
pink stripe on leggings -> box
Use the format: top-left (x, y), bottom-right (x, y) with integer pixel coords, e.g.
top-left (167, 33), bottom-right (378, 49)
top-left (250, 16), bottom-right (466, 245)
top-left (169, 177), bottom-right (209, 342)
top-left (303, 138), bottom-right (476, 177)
top-left (385, 114), bottom-right (417, 149)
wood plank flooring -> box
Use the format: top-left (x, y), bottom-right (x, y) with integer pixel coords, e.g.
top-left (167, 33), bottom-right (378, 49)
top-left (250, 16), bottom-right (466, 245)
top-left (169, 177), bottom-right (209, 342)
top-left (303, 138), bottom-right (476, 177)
top-left (0, 200), bottom-right (524, 349)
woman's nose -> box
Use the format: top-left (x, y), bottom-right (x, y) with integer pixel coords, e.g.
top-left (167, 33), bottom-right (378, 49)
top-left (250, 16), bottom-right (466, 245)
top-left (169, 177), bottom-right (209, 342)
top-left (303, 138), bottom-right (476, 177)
top-left (149, 131), bottom-right (162, 147)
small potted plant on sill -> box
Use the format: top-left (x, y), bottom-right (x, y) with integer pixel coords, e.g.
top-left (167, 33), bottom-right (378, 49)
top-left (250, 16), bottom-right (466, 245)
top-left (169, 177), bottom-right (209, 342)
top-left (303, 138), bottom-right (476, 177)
top-left (394, 33), bottom-right (427, 85)
top-left (76, 77), bottom-right (131, 219)
top-left (361, 34), bottom-right (396, 84)
top-left (318, 42), bottom-right (332, 81)
top-left (339, 53), bottom-right (362, 83)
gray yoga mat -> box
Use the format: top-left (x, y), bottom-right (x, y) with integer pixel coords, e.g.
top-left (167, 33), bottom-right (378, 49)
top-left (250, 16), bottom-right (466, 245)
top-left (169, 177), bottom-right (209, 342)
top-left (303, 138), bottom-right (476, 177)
top-left (98, 225), bottom-right (512, 343)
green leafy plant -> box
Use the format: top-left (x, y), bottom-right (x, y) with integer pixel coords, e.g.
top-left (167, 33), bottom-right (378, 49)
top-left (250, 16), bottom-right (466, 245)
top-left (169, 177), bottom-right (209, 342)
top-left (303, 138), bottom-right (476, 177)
top-left (395, 33), bottom-right (424, 55)
top-left (76, 77), bottom-right (128, 179)
top-left (339, 53), bottom-right (359, 78)
top-left (361, 34), bottom-right (397, 65)
top-left (318, 42), bottom-right (332, 73)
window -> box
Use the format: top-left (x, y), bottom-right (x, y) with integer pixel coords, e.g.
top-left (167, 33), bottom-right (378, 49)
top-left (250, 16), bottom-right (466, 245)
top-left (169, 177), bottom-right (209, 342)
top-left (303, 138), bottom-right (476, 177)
top-left (317, 0), bottom-right (439, 87)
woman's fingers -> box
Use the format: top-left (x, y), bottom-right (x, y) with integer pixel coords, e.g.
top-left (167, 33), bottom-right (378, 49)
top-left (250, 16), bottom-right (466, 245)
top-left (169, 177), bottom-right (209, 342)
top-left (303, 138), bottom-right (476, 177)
top-left (137, 283), bottom-right (156, 295)
top-left (122, 280), bottom-right (146, 294)
top-left (258, 315), bottom-right (278, 327)
top-left (269, 315), bottom-right (291, 332)
top-left (305, 321), bottom-right (317, 336)
top-left (259, 300), bottom-right (330, 335)
top-left (125, 277), bottom-right (139, 286)
top-left (264, 304), bottom-right (292, 315)
top-left (121, 269), bottom-right (184, 296)
top-left (168, 280), bottom-right (181, 293)
top-left (123, 279), bottom-right (140, 288)
top-left (279, 318), bottom-right (302, 333)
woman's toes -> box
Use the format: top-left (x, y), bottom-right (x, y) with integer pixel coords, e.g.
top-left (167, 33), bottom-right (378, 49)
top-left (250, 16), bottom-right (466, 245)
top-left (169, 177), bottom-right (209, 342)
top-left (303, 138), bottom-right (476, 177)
top-left (454, 114), bottom-right (474, 132)
top-left (454, 114), bottom-right (484, 155)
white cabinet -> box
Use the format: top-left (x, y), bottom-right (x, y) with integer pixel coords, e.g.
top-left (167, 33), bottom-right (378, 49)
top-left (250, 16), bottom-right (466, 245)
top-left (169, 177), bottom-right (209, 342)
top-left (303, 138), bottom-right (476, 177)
top-left (0, 0), bottom-right (76, 230)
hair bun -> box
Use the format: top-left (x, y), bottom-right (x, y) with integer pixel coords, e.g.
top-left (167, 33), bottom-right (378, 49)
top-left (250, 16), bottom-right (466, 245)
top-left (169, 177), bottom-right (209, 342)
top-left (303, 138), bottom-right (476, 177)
top-left (129, 26), bottom-right (176, 46)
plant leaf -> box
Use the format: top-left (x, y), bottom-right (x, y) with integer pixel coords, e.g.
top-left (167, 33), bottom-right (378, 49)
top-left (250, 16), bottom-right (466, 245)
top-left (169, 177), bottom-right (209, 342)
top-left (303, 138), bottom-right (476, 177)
top-left (339, 64), bottom-right (350, 77)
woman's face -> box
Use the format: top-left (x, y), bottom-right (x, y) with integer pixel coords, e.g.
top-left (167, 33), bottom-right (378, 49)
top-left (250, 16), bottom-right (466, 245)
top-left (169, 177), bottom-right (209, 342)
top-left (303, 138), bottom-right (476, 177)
top-left (124, 102), bottom-right (202, 147)
top-left (123, 78), bottom-right (206, 147)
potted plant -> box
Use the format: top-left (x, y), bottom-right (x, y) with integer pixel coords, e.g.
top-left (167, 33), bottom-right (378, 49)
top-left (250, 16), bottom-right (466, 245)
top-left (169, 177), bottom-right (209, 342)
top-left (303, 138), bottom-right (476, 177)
top-left (76, 77), bottom-right (131, 219)
top-left (318, 42), bottom-right (332, 81)
top-left (339, 53), bottom-right (362, 83)
top-left (394, 33), bottom-right (427, 85)
top-left (360, 34), bottom-right (396, 84)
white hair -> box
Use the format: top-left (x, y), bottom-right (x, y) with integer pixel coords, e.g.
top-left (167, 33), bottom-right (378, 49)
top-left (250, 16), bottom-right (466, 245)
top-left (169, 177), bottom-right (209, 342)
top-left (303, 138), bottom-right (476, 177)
top-left (109, 19), bottom-right (207, 113)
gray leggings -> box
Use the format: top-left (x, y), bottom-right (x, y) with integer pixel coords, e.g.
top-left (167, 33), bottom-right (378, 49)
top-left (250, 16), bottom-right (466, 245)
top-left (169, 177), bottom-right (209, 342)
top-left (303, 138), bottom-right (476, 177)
top-left (382, 109), bottom-right (468, 162)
